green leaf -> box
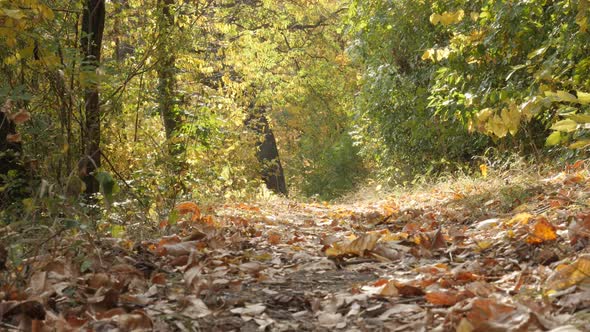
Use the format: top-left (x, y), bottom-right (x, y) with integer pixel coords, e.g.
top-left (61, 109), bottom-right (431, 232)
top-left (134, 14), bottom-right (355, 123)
top-left (545, 131), bottom-right (562, 146)
top-left (577, 91), bottom-right (590, 104)
top-left (110, 225), bottom-right (125, 238)
top-left (2, 9), bottom-right (26, 20)
top-left (551, 119), bottom-right (578, 132)
top-left (95, 171), bottom-right (118, 204)
top-left (565, 113), bottom-right (590, 123)
top-left (60, 219), bottom-right (80, 229)
top-left (168, 209), bottom-right (179, 225)
top-left (557, 91), bottom-right (578, 103)
top-left (80, 260), bottom-right (93, 273)
top-left (569, 139), bottom-right (590, 149)
top-left (527, 46), bottom-right (548, 59)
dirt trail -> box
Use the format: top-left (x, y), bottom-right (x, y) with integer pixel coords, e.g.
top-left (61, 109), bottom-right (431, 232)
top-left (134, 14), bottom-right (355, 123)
top-left (2, 170), bottom-right (590, 331)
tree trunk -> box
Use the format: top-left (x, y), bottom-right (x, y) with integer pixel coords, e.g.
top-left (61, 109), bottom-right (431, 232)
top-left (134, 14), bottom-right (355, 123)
top-left (246, 108), bottom-right (288, 196)
top-left (79, 0), bottom-right (105, 195)
top-left (0, 109), bottom-right (26, 208)
top-left (157, 0), bottom-right (183, 156)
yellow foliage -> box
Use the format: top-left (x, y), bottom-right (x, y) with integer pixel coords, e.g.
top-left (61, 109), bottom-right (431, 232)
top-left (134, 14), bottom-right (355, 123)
top-left (430, 10), bottom-right (465, 26)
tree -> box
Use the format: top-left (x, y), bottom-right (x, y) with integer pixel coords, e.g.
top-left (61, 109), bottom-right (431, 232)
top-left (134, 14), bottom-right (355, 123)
top-left (0, 102), bottom-right (26, 208)
top-left (246, 106), bottom-right (288, 196)
top-left (157, 0), bottom-right (183, 156)
top-left (79, 0), bottom-right (106, 195)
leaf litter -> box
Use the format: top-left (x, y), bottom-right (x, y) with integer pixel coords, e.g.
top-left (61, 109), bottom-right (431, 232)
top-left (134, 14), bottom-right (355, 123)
top-left (1, 164), bottom-right (590, 331)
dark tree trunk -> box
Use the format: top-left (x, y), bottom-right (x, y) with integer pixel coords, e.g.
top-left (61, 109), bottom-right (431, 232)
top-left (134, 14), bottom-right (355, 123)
top-left (246, 108), bottom-right (288, 196)
top-left (79, 0), bottom-right (105, 195)
top-left (0, 109), bottom-right (25, 208)
top-left (157, 0), bottom-right (183, 156)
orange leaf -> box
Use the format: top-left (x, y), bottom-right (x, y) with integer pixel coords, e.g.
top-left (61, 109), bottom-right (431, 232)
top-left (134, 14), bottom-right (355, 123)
top-left (175, 201), bottom-right (201, 221)
top-left (425, 290), bottom-right (469, 306)
top-left (526, 217), bottom-right (557, 244)
top-left (268, 233), bottom-right (281, 245)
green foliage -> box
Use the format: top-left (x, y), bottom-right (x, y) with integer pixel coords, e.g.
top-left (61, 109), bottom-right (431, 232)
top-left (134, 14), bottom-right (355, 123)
top-left (346, 0), bottom-right (590, 182)
top-left (346, 0), bottom-right (489, 182)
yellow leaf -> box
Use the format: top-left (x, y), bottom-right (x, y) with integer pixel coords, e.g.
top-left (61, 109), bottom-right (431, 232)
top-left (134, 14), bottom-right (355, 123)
top-left (505, 213), bottom-right (533, 227)
top-left (577, 91), bottom-right (590, 104)
top-left (569, 139), bottom-right (590, 149)
top-left (565, 113), bottom-right (590, 123)
top-left (475, 240), bottom-right (492, 250)
top-left (479, 164), bottom-right (487, 178)
top-left (545, 131), bottom-right (562, 147)
top-left (501, 106), bottom-right (520, 136)
top-left (551, 119), bottom-right (578, 133)
top-left (545, 255), bottom-right (590, 293)
top-left (435, 48), bottom-right (450, 61)
top-left (557, 90), bottom-right (579, 103)
top-left (421, 49), bottom-right (434, 61)
top-left (439, 10), bottom-right (465, 26)
top-left (429, 13), bottom-right (440, 25)
top-left (2, 9), bottom-right (26, 20)
top-left (488, 114), bottom-right (508, 138)
top-left (325, 232), bottom-right (382, 258)
top-left (476, 108), bottom-right (494, 123)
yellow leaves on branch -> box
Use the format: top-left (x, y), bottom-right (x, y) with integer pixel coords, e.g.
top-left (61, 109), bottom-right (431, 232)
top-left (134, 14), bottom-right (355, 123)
top-left (421, 47), bottom-right (451, 62)
top-left (576, 0), bottom-right (589, 32)
top-left (475, 104), bottom-right (521, 138)
top-left (430, 10), bottom-right (465, 26)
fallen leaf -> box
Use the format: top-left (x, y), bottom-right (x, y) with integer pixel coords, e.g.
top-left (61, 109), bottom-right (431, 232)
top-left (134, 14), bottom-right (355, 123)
top-left (268, 232), bottom-right (281, 245)
top-left (325, 232), bottom-right (382, 257)
top-left (545, 255), bottom-right (590, 293)
top-left (317, 312), bottom-right (344, 328)
top-left (175, 201), bottom-right (201, 222)
top-left (425, 290), bottom-right (471, 306)
top-left (526, 217), bottom-right (557, 244)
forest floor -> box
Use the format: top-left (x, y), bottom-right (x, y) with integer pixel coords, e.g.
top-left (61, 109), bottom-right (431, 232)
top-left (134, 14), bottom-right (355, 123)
top-left (2, 163), bottom-right (590, 331)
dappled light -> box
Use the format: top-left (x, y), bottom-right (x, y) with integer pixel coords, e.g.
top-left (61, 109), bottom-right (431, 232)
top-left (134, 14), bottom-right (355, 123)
top-left (1, 0), bottom-right (590, 331)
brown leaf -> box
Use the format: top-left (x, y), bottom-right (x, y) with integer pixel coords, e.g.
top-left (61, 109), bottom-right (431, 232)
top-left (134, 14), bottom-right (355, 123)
top-left (394, 281), bottom-right (425, 297)
top-left (160, 241), bottom-right (198, 257)
top-left (569, 213), bottom-right (590, 246)
top-left (268, 232), bottom-right (281, 245)
top-left (117, 309), bottom-right (153, 331)
top-left (6, 133), bottom-right (21, 143)
top-left (10, 109), bottom-right (31, 124)
top-left (0, 300), bottom-right (46, 320)
top-left (425, 290), bottom-right (471, 306)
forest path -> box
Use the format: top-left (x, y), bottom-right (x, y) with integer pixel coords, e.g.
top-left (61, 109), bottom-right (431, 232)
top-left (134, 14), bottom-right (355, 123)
top-left (2, 169), bottom-right (590, 331)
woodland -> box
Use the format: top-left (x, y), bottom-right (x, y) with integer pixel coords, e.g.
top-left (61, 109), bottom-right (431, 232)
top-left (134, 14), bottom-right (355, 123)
top-left (1, 0), bottom-right (590, 331)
